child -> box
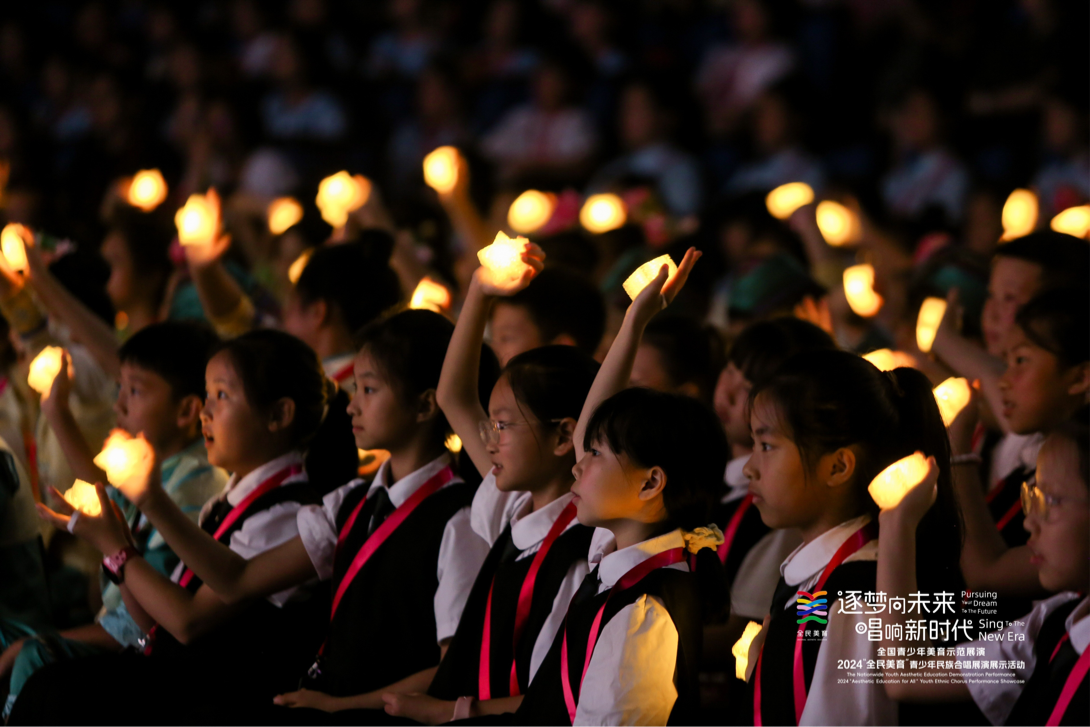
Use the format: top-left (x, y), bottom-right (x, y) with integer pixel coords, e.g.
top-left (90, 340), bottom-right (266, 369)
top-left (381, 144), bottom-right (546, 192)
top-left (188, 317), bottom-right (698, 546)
top-left (743, 349), bottom-right (962, 725)
top-left (0, 321), bottom-right (227, 717)
top-left (630, 315), bottom-right (724, 405)
top-left (875, 416), bottom-right (1089, 725)
top-left (17, 329), bottom-right (349, 723)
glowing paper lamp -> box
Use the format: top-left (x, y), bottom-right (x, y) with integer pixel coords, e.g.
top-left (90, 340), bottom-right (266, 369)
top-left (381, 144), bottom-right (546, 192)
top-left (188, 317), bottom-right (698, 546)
top-left (174, 193), bottom-right (217, 245)
top-left (622, 254), bottom-right (678, 301)
top-left (316, 171), bottom-right (370, 228)
top-left (409, 277), bottom-right (452, 313)
top-left (765, 182), bottom-right (814, 220)
top-left (862, 349), bottom-right (915, 372)
top-left (93, 429), bottom-right (153, 489)
top-left (64, 480), bottom-right (103, 517)
top-left (933, 377), bottom-right (971, 427)
top-left (445, 433), bottom-right (463, 454)
top-left (1, 224), bottom-right (28, 272)
top-left (579, 194), bottom-right (626, 234)
top-left (815, 201), bottom-right (859, 246)
top-left (477, 232), bottom-right (532, 287)
top-left (915, 297), bottom-right (947, 353)
top-left (1050, 205), bottom-right (1090, 239)
top-left (27, 346), bottom-right (66, 394)
top-left (868, 452), bottom-right (929, 510)
top-left (1001, 189), bottom-right (1038, 240)
top-left (842, 264), bottom-right (883, 318)
top-left (126, 169), bottom-right (168, 212)
top-left (423, 146), bottom-right (460, 194)
top-left (267, 197), bottom-right (303, 235)
top-left (288, 248), bottom-right (314, 285)
top-left (732, 621), bottom-right (763, 681)
top-left (507, 190), bottom-right (556, 234)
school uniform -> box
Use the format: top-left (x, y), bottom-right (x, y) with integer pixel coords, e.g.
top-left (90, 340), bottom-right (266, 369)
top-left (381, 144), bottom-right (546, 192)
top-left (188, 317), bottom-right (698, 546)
top-left (429, 472), bottom-right (594, 700)
top-left (324, 352), bottom-right (357, 395)
top-left (960, 592), bottom-right (1089, 726)
top-left (295, 452), bottom-right (490, 698)
top-left (983, 433), bottom-right (1043, 548)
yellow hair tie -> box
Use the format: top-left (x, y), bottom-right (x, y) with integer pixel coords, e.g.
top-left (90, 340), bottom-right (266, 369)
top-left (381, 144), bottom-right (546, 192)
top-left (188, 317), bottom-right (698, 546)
top-left (682, 524), bottom-right (725, 554)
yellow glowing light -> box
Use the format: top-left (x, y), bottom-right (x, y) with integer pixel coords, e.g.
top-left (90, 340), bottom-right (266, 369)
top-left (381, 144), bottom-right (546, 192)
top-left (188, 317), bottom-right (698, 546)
top-left (843, 264), bottom-right (883, 318)
top-left (862, 349), bottom-right (916, 372)
top-left (765, 182), bottom-right (814, 220)
top-left (1050, 205), bottom-right (1090, 239)
top-left (733, 621), bottom-right (763, 681)
top-left (868, 452), bottom-right (929, 510)
top-left (815, 200), bottom-right (859, 246)
top-left (423, 146), bottom-right (460, 195)
top-left (267, 197), bottom-right (303, 235)
top-left (477, 232), bottom-right (532, 287)
top-left (579, 194), bottom-right (626, 234)
top-left (445, 433), bottom-right (463, 454)
top-left (93, 429), bottom-right (153, 488)
top-left (64, 479), bottom-right (102, 517)
top-left (316, 171), bottom-right (371, 228)
top-left (27, 346), bottom-right (65, 395)
top-left (933, 377), bottom-right (971, 427)
top-left (1001, 189), bottom-right (1038, 240)
top-left (507, 190), bottom-right (556, 234)
top-left (174, 193), bottom-right (217, 245)
top-left (622, 254), bottom-right (678, 301)
top-left (357, 448), bottom-right (391, 477)
top-left (915, 297), bottom-right (947, 353)
top-left (288, 248), bottom-right (314, 285)
top-left (409, 277), bottom-right (452, 313)
top-left (1, 223), bottom-right (28, 272)
top-left (126, 169), bottom-right (168, 212)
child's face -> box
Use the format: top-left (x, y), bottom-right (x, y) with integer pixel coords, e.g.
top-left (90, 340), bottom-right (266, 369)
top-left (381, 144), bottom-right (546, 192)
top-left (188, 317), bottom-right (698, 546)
top-left (200, 352), bottom-right (275, 472)
top-left (998, 326), bottom-right (1086, 434)
top-left (346, 350), bottom-right (422, 452)
top-left (490, 302), bottom-right (544, 367)
top-left (743, 396), bottom-right (824, 531)
top-left (1025, 439), bottom-right (1089, 593)
top-left (101, 231), bottom-right (138, 310)
top-left (570, 438), bottom-right (657, 529)
top-left (114, 363), bottom-right (191, 454)
top-left (484, 375), bottom-right (554, 492)
top-left (630, 344), bottom-right (672, 391)
top-left (982, 258), bottom-right (1042, 356)
top-left (714, 362), bottom-right (752, 448)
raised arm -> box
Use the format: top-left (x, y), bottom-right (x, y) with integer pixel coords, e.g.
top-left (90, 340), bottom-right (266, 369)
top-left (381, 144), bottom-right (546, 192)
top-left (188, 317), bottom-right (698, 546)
top-left (38, 355), bottom-right (109, 485)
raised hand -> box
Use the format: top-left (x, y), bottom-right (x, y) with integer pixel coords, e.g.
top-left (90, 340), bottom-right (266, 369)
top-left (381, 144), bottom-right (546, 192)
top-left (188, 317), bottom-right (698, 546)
top-left (474, 240), bottom-right (546, 297)
top-left (628, 246), bottom-right (701, 330)
top-left (881, 455), bottom-right (939, 530)
top-left (36, 482), bottom-right (133, 556)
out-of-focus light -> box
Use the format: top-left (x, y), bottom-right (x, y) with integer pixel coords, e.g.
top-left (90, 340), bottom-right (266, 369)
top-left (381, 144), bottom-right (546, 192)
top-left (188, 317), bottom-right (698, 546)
top-left (316, 172), bottom-right (371, 228)
top-left (815, 200), bottom-right (859, 246)
top-left (288, 248), bottom-right (314, 285)
top-left (507, 190), bottom-right (556, 234)
top-left (268, 197), bottom-right (303, 235)
top-left (174, 192), bottom-right (217, 245)
top-left (423, 146), bottom-right (460, 194)
top-left (445, 433), bottom-right (463, 453)
top-left (477, 232), bottom-right (532, 288)
top-left (579, 194), bottom-right (626, 234)
top-left (765, 183), bottom-right (814, 220)
top-left (916, 297), bottom-right (947, 353)
top-left (28, 346), bottom-right (65, 394)
top-left (126, 170), bottom-right (168, 212)
top-left (732, 621), bottom-right (763, 681)
top-left (1000, 189), bottom-right (1038, 241)
top-left (843, 264), bottom-right (883, 318)
top-left (1, 223), bottom-right (29, 272)
top-left (409, 277), bottom-right (452, 313)
top-left (1050, 205), bottom-right (1090, 239)
top-left (65, 480), bottom-right (103, 517)
top-left (862, 349), bottom-right (915, 372)
top-left (93, 429), bottom-right (153, 489)
top-left (933, 377), bottom-right (971, 427)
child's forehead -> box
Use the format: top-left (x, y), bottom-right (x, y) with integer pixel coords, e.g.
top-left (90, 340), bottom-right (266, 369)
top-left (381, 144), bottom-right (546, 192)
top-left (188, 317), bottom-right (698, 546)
top-left (120, 361), bottom-right (166, 384)
top-left (749, 392), bottom-right (784, 435)
top-left (1038, 437), bottom-right (1087, 498)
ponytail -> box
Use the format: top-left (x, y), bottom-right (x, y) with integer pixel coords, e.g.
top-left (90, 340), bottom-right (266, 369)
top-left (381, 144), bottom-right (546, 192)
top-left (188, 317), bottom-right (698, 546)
top-left (304, 382), bottom-right (359, 496)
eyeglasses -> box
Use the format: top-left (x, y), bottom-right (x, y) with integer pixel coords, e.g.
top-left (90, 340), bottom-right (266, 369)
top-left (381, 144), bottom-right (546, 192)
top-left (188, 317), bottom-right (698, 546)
top-left (1021, 479), bottom-right (1089, 521)
top-left (478, 418), bottom-right (563, 446)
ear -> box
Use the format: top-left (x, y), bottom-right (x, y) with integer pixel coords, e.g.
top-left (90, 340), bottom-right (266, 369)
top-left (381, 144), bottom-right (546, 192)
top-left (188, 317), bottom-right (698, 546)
top-left (552, 417), bottom-right (577, 457)
top-left (267, 397), bottom-right (297, 433)
top-left (175, 394), bottom-right (204, 436)
top-left (416, 389), bottom-right (439, 424)
top-left (1066, 362), bottom-right (1090, 400)
top-left (550, 333), bottom-right (577, 348)
top-left (636, 465), bottom-right (667, 502)
top-left (820, 447), bottom-right (856, 490)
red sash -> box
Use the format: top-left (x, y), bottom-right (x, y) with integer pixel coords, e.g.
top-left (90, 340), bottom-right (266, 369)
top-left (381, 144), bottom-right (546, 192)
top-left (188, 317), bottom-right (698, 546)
top-left (560, 546), bottom-right (687, 723)
top-left (718, 493), bottom-right (754, 564)
top-left (754, 521), bottom-right (877, 726)
top-left (1047, 635), bottom-right (1090, 726)
top-left (332, 362), bottom-right (354, 384)
top-left (479, 500), bottom-right (577, 699)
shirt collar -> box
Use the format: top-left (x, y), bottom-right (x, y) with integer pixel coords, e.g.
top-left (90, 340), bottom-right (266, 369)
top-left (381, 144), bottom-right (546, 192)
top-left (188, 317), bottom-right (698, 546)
top-left (722, 454), bottom-right (751, 503)
top-left (1067, 595), bottom-right (1090, 655)
top-left (781, 514), bottom-right (872, 587)
top-left (225, 450), bottom-right (305, 506)
top-left (161, 438), bottom-right (207, 478)
top-left (323, 352), bottom-right (356, 380)
top-left (593, 528), bottom-right (687, 589)
top-left (510, 492), bottom-right (576, 550)
top-left (368, 452), bottom-right (455, 508)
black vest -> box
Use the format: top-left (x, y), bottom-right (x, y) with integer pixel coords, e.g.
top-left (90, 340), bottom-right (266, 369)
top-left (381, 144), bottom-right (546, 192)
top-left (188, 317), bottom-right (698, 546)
top-left (430, 520), bottom-right (594, 700)
top-left (1006, 598), bottom-right (1089, 726)
top-left (712, 494), bottom-right (769, 588)
top-left (312, 478), bottom-right (474, 697)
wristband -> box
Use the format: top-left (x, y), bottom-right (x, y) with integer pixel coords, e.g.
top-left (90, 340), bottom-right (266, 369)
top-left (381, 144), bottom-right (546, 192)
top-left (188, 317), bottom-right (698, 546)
top-left (102, 545), bottom-right (140, 585)
top-left (67, 510), bottom-right (81, 533)
top-left (951, 453), bottom-right (982, 466)
top-left (452, 696), bottom-right (476, 722)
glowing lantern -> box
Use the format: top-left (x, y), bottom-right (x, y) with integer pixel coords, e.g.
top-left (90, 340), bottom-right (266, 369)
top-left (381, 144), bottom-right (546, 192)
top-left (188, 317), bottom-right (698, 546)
top-left (623, 254), bottom-right (678, 301)
top-left (27, 346), bottom-right (66, 395)
top-left (174, 193), bottom-right (217, 245)
top-left (915, 297), bottom-right (947, 353)
top-left (423, 146), bottom-right (460, 195)
top-left (732, 621), bottom-right (763, 681)
top-left (316, 171), bottom-right (370, 228)
top-left (1050, 205), bottom-right (1090, 239)
top-left (933, 377), bottom-right (971, 427)
top-left (507, 190), bottom-right (556, 234)
top-left (445, 433), bottom-right (463, 454)
top-left (1, 223), bottom-right (28, 272)
top-left (288, 248), bottom-right (314, 285)
top-left (477, 232), bottom-right (533, 288)
top-left (868, 452), bottom-right (929, 510)
top-left (765, 182), bottom-right (814, 220)
top-left (126, 169), bottom-right (168, 212)
top-left (863, 349), bottom-right (915, 372)
top-left (64, 479), bottom-right (103, 517)
top-left (579, 194), bottom-right (626, 234)
top-left (357, 448), bottom-right (391, 477)
top-left (267, 197), bottom-right (303, 235)
top-left (93, 429), bottom-right (153, 489)
top-left (1000, 189), bottom-right (1038, 240)
top-left (815, 201), bottom-right (859, 246)
top-left (842, 264), bottom-right (883, 318)
top-left (409, 277), bottom-right (452, 313)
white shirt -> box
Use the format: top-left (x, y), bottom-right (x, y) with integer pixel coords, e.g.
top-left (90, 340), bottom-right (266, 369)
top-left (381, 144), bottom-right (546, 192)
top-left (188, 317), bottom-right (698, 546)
top-left (323, 352), bottom-right (357, 395)
top-left (987, 432), bottom-right (1044, 493)
top-left (773, 514), bottom-right (898, 726)
top-left (470, 472), bottom-right (591, 684)
top-left (175, 451), bottom-right (309, 607)
top-left (961, 592), bottom-right (1089, 725)
top-left (296, 452), bottom-right (490, 644)
top-left (575, 528), bottom-right (690, 726)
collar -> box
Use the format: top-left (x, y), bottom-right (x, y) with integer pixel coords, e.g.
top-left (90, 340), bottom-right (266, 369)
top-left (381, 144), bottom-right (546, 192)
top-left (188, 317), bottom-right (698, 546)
top-left (367, 452), bottom-right (456, 508)
top-left (781, 514), bottom-right (873, 587)
top-left (510, 492), bottom-right (577, 551)
top-left (1067, 595), bottom-right (1090, 656)
top-left (722, 454), bottom-right (751, 503)
top-left (1019, 433), bottom-right (1045, 471)
top-left (594, 528), bottom-right (687, 589)
top-left (324, 352), bottom-right (356, 382)
top-left (225, 451), bottom-right (306, 506)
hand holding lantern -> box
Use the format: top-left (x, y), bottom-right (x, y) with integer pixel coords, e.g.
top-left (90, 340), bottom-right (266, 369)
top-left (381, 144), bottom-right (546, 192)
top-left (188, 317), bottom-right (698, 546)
top-left (93, 429), bottom-right (156, 503)
top-left (0, 223), bottom-right (30, 274)
top-left (626, 247), bottom-right (701, 330)
top-left (37, 481), bottom-right (135, 556)
top-left (475, 232), bottom-right (543, 295)
top-left (623, 254), bottom-right (678, 301)
top-left (932, 377), bottom-right (971, 428)
top-left (28, 346), bottom-right (69, 396)
top-left (868, 452), bottom-right (937, 513)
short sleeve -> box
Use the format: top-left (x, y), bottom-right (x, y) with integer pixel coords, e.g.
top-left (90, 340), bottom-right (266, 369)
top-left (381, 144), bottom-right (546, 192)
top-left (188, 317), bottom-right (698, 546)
top-left (730, 529), bottom-right (803, 620)
top-left (296, 479), bottom-right (366, 582)
top-left (469, 471), bottom-right (526, 547)
top-left (228, 500), bottom-right (305, 607)
top-left (434, 506), bottom-right (490, 644)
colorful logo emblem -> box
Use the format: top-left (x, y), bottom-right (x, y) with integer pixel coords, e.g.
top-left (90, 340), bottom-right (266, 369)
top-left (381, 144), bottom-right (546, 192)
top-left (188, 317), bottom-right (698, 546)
top-left (796, 590), bottom-right (828, 624)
